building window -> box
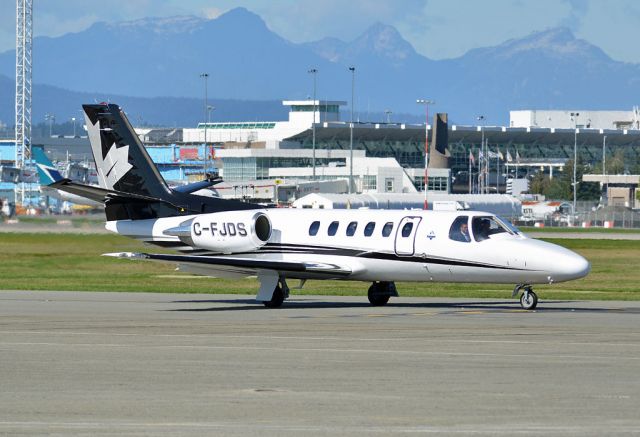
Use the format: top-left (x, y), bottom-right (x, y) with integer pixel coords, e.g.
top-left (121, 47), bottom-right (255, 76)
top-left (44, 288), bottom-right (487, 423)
top-left (382, 222), bottom-right (394, 237)
top-left (346, 221), bottom-right (358, 236)
top-left (364, 222), bottom-right (376, 236)
top-left (309, 221), bottom-right (320, 236)
top-left (427, 176), bottom-right (448, 192)
top-left (385, 178), bottom-right (394, 192)
top-left (328, 221), bottom-right (339, 236)
top-left (362, 175), bottom-right (377, 190)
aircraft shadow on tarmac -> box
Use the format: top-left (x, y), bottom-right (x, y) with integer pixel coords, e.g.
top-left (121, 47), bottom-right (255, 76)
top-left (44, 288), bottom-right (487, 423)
top-left (165, 298), bottom-right (636, 313)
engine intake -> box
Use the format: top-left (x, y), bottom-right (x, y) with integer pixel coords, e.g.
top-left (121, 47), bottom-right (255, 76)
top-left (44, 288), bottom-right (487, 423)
top-left (189, 210), bottom-right (272, 254)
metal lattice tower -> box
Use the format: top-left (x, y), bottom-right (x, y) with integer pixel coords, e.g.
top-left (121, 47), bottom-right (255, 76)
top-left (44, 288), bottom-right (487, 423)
top-left (15, 0), bottom-right (33, 168)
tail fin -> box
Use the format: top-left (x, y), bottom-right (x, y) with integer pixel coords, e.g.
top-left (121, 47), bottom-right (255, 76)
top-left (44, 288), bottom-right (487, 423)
top-left (83, 104), bottom-right (172, 199)
top-left (33, 147), bottom-right (64, 185)
top-left (81, 103), bottom-right (259, 221)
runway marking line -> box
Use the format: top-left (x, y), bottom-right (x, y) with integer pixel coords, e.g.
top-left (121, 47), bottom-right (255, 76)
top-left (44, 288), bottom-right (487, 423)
top-left (2, 341), bottom-right (639, 361)
top-left (1, 331), bottom-right (640, 348)
top-left (0, 421), bottom-right (638, 434)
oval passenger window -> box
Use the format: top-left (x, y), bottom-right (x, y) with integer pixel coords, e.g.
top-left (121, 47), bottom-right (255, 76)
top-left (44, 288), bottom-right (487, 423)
top-left (308, 221), bottom-right (320, 236)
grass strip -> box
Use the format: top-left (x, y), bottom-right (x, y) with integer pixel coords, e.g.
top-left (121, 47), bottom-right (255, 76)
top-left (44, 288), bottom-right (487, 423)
top-left (0, 233), bottom-right (638, 301)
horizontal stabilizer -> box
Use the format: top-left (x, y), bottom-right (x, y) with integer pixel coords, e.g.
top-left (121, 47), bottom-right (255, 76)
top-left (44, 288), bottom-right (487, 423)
top-left (49, 179), bottom-right (176, 206)
top-left (173, 177), bottom-right (222, 194)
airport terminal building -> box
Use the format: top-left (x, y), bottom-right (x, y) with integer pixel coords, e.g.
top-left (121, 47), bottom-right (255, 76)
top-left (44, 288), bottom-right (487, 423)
top-left (2, 101), bottom-right (640, 210)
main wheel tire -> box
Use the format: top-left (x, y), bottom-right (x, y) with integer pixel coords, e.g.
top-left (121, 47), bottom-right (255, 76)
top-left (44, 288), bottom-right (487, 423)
top-left (368, 294), bottom-right (390, 306)
top-left (520, 290), bottom-right (538, 310)
top-left (368, 283), bottom-right (390, 306)
top-left (264, 285), bottom-right (285, 308)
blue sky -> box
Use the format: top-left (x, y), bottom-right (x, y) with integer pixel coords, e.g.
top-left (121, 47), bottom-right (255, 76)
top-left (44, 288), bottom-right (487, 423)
top-left (1, 0), bottom-right (640, 63)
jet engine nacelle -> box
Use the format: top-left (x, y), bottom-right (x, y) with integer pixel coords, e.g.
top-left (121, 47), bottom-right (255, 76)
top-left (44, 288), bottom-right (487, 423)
top-left (190, 210), bottom-right (272, 254)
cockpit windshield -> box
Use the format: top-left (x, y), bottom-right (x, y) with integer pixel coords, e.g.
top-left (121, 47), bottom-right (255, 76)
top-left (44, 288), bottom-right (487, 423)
top-left (495, 216), bottom-right (522, 235)
top-left (471, 216), bottom-right (512, 242)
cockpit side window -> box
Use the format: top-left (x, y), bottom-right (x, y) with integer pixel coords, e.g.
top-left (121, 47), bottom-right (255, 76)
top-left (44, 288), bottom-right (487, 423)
top-left (471, 216), bottom-right (509, 242)
top-left (449, 216), bottom-right (470, 243)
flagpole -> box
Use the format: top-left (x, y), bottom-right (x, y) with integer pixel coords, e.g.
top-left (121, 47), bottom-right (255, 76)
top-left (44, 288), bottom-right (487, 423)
top-left (468, 149), bottom-right (472, 194)
top-left (506, 148), bottom-right (509, 183)
top-left (478, 148), bottom-right (481, 194)
top-left (496, 147), bottom-right (499, 193)
top-left (484, 139), bottom-right (488, 194)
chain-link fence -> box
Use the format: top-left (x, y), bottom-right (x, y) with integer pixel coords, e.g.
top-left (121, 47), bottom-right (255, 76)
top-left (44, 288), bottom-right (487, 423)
top-left (514, 200), bottom-right (640, 229)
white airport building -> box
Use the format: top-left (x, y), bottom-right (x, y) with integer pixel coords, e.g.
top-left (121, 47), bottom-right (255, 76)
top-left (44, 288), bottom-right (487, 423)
top-left (183, 100), bottom-right (346, 149)
top-left (183, 99), bottom-right (450, 195)
top-left (510, 108), bottom-right (640, 130)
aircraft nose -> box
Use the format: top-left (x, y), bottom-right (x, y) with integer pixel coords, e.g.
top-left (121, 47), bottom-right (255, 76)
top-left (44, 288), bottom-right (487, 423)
top-left (551, 251), bottom-right (591, 282)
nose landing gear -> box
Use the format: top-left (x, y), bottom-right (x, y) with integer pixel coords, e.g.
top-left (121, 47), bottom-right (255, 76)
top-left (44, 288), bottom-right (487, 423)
top-left (513, 284), bottom-right (538, 310)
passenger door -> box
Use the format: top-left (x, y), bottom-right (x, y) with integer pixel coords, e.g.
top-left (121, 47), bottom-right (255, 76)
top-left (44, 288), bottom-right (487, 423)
top-left (394, 216), bottom-right (422, 256)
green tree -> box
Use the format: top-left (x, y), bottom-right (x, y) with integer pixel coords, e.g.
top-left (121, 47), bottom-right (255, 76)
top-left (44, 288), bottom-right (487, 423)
top-left (563, 158), bottom-right (601, 201)
top-left (528, 172), bottom-right (550, 195)
top-left (607, 149), bottom-right (626, 174)
top-left (529, 159), bottom-right (600, 201)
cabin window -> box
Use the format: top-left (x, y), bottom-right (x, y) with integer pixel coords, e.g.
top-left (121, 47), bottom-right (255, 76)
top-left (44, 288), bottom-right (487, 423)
top-left (382, 222), bottom-right (394, 237)
top-left (401, 222), bottom-right (413, 237)
top-left (346, 221), bottom-right (358, 236)
top-left (328, 221), bottom-right (339, 236)
top-left (471, 216), bottom-right (509, 242)
top-left (308, 221), bottom-right (320, 236)
top-left (364, 221), bottom-right (376, 237)
top-left (449, 216), bottom-right (471, 243)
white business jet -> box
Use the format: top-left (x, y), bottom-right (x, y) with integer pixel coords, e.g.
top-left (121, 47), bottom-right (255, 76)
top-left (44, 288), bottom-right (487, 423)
top-left (51, 104), bottom-right (590, 310)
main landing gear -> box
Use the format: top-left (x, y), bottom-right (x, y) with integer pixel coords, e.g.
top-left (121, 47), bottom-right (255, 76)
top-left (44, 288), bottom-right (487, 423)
top-left (263, 278), bottom-right (290, 308)
top-left (368, 281), bottom-right (398, 306)
top-left (513, 284), bottom-right (538, 310)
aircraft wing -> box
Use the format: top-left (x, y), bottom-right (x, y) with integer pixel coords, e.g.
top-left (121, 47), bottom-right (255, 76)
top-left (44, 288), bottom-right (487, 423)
top-left (103, 252), bottom-right (353, 279)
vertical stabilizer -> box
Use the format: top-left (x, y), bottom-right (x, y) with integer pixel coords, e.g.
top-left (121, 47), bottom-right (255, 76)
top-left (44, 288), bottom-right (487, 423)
top-left (32, 147), bottom-right (63, 184)
top-left (83, 103), bottom-right (172, 199)
top-left (79, 103), bottom-right (260, 221)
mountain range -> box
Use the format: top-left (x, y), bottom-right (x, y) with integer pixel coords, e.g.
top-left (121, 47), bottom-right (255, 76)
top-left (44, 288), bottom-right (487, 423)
top-left (1, 7), bottom-right (639, 127)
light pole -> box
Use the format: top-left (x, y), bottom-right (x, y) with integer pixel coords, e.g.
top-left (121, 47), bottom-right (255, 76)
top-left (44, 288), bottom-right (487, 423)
top-left (570, 112), bottom-right (579, 225)
top-left (385, 109), bottom-right (392, 124)
top-left (602, 135), bottom-right (607, 176)
top-left (71, 117), bottom-right (76, 137)
top-left (349, 66), bottom-right (355, 194)
top-left (417, 99), bottom-right (435, 209)
top-left (308, 68), bottom-right (318, 180)
top-left (477, 115), bottom-right (485, 194)
top-left (200, 72), bottom-right (209, 177)
top-left (206, 105), bottom-right (214, 176)
top-left (603, 134), bottom-right (607, 205)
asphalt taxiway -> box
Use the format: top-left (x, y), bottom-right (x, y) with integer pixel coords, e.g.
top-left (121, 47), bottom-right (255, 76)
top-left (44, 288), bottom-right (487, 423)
top-left (0, 291), bottom-right (639, 435)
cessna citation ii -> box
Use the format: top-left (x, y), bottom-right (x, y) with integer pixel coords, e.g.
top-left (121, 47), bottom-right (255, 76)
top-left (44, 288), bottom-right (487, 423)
top-left (51, 103), bottom-right (590, 310)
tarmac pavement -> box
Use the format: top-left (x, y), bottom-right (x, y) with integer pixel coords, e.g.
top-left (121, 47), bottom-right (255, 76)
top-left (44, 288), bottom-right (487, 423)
top-left (0, 291), bottom-right (639, 436)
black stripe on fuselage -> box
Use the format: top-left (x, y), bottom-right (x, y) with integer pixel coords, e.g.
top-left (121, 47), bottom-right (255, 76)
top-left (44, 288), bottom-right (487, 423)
top-left (189, 242), bottom-right (532, 271)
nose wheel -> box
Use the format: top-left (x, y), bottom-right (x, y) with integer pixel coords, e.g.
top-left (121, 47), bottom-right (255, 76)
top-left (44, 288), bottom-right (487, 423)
top-left (513, 285), bottom-right (538, 310)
